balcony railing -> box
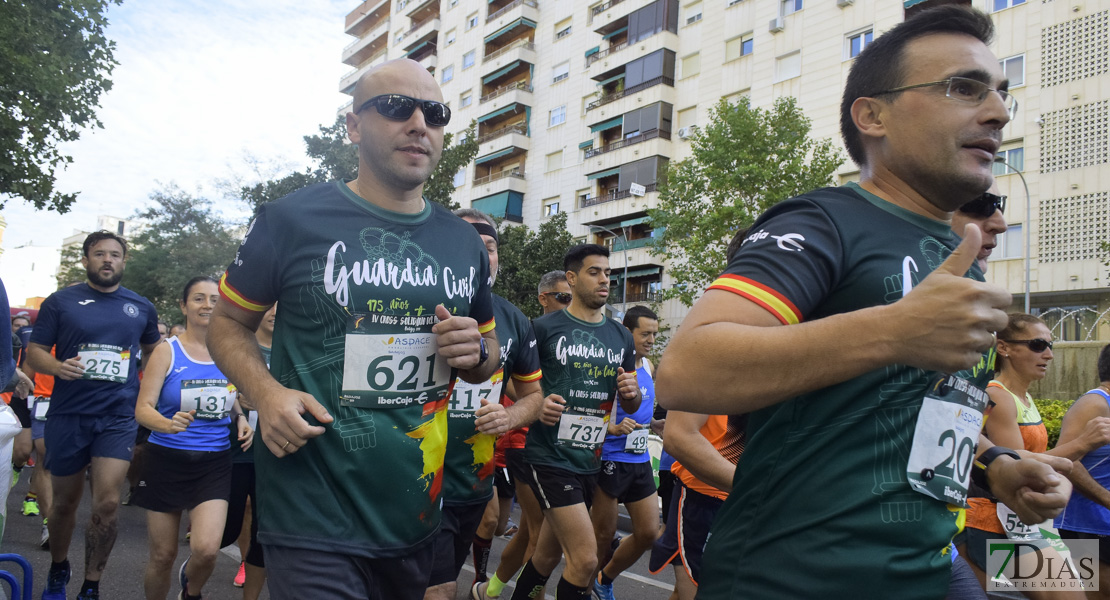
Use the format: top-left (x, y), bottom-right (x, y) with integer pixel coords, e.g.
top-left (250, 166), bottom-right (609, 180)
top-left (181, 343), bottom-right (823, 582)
top-left (584, 129), bottom-right (670, 158)
top-left (624, 290), bottom-right (662, 303)
top-left (582, 182), bottom-right (658, 207)
top-left (487, 0), bottom-right (537, 23)
top-left (480, 81), bottom-right (533, 104)
top-left (586, 40), bottom-right (627, 66)
top-left (477, 122), bottom-right (528, 144)
top-left (343, 17), bottom-right (389, 52)
top-left (586, 76), bottom-right (673, 111)
top-left (591, 0), bottom-right (626, 18)
top-left (483, 39), bottom-right (535, 63)
top-left (613, 236), bottom-right (654, 251)
top-left (405, 16), bottom-right (437, 37)
top-left (473, 169), bottom-right (526, 185)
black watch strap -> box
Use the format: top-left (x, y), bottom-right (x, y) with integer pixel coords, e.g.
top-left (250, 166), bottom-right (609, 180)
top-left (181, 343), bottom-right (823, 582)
top-left (971, 446), bottom-right (1020, 495)
top-left (478, 337), bottom-right (489, 365)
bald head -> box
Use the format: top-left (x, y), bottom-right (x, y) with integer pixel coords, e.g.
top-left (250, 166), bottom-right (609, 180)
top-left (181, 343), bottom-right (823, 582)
top-left (353, 59), bottom-right (443, 111)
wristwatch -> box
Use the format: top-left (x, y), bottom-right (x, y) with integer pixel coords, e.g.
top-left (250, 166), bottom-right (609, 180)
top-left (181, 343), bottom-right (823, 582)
top-left (971, 445), bottom-right (1020, 495)
top-left (477, 337), bottom-right (489, 366)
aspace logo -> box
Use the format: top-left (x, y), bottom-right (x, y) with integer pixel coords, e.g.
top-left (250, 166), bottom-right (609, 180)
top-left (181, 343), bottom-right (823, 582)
top-left (987, 538), bottom-right (1099, 591)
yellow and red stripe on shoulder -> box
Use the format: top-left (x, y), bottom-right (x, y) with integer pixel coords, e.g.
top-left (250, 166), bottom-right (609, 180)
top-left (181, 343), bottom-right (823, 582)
top-left (707, 274), bottom-right (802, 326)
top-left (478, 317), bottom-right (496, 335)
top-left (512, 369), bottom-right (542, 383)
top-left (218, 273), bottom-right (270, 313)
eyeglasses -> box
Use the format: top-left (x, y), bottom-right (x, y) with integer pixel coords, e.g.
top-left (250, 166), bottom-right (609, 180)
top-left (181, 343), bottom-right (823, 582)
top-left (1001, 338), bottom-right (1053, 352)
top-left (872, 76), bottom-right (1018, 120)
top-left (542, 292), bottom-right (572, 304)
top-left (356, 94), bottom-right (452, 127)
top-left (958, 192), bottom-right (1006, 218)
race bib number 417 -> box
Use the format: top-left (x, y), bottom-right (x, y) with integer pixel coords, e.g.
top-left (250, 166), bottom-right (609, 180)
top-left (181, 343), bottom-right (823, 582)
top-left (906, 375), bottom-right (988, 507)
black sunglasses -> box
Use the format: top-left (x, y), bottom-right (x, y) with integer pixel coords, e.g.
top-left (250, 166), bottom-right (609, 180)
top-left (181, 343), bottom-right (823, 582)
top-left (1002, 338), bottom-right (1053, 352)
top-left (356, 94), bottom-right (451, 127)
top-left (542, 292), bottom-right (572, 304)
top-left (958, 192), bottom-right (1006, 218)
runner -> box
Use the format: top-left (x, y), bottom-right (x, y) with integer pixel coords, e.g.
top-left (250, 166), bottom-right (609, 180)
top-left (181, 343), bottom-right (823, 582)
top-left (591, 305), bottom-right (660, 600)
top-left (424, 208), bottom-right (549, 600)
top-left (655, 7), bottom-right (1072, 598)
top-left (23, 347), bottom-right (56, 550)
top-left (133, 276), bottom-right (252, 600)
top-left (506, 244), bottom-right (639, 600)
top-left (26, 230), bottom-right (161, 600)
top-left (208, 58), bottom-right (499, 600)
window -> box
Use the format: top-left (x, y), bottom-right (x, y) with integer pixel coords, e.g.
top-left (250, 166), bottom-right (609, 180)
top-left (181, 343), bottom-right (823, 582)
top-left (555, 18), bottom-right (572, 40)
top-left (549, 105), bottom-right (567, 127)
top-left (677, 106), bottom-right (697, 129)
top-left (553, 61), bottom-right (569, 83)
top-left (993, 145), bottom-right (1024, 175)
top-left (847, 29), bottom-right (872, 59)
top-left (782, 0), bottom-right (802, 15)
top-left (728, 0), bottom-right (745, 5)
top-left (453, 168), bottom-right (466, 187)
top-left (467, 13), bottom-right (478, 29)
top-left (396, 32), bottom-right (405, 45)
top-left (445, 29), bottom-right (456, 45)
top-left (992, 0), bottom-right (1025, 11)
top-left (545, 151), bottom-right (563, 172)
top-left (685, 1), bottom-right (702, 25)
top-left (725, 34), bottom-right (753, 62)
top-left (544, 199), bottom-right (561, 216)
top-left (460, 91), bottom-right (473, 108)
top-left (463, 50), bottom-right (476, 69)
top-left (774, 51), bottom-right (801, 82)
top-left (996, 224), bottom-right (1023, 259)
top-left (442, 65), bottom-right (454, 83)
top-left (681, 52), bottom-right (700, 79)
top-left (449, 0), bottom-right (458, 7)
top-left (577, 189), bottom-right (592, 207)
top-left (723, 89), bottom-right (750, 105)
top-left (1000, 54), bottom-right (1025, 87)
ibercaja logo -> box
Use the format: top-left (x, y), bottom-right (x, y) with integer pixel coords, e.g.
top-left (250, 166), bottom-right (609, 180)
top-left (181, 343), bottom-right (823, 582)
top-left (986, 535), bottom-right (1099, 591)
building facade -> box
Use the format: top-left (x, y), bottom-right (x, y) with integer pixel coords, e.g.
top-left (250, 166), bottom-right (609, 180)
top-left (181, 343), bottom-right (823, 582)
top-left (340, 0), bottom-right (1110, 340)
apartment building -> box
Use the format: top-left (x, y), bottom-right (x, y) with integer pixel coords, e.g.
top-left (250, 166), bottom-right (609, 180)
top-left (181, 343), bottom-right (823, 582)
top-left (340, 0), bottom-right (1110, 340)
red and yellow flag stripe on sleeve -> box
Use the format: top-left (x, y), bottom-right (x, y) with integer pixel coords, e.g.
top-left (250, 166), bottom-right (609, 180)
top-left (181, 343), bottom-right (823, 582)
top-left (218, 273), bottom-right (270, 313)
top-left (478, 318), bottom-right (496, 335)
top-left (512, 369), bottom-right (542, 383)
top-left (707, 274), bottom-right (802, 326)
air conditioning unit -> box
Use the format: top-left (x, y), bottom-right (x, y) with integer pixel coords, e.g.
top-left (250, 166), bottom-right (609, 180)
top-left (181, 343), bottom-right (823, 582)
top-left (677, 127), bottom-right (692, 139)
top-left (768, 16), bottom-right (784, 33)
top-left (836, 0), bottom-right (854, 6)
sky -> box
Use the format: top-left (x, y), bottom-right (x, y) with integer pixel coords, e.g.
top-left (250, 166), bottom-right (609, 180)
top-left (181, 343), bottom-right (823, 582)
top-left (1, 0), bottom-right (354, 301)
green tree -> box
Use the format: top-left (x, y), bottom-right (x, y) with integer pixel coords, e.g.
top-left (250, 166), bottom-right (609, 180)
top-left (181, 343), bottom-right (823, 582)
top-left (1, 0), bottom-right (122, 213)
top-left (494, 212), bottom-right (575, 318)
top-left (424, 121), bottom-right (479, 210)
top-left (649, 97), bottom-right (843, 306)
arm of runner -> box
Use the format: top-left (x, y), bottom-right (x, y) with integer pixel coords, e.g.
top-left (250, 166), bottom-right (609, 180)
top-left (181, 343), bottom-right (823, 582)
top-left (658, 225), bottom-right (1010, 414)
top-left (608, 417), bottom-right (637, 436)
top-left (615, 367), bottom-right (641, 415)
top-left (434, 304), bottom-right (501, 383)
top-left (986, 452), bottom-right (1072, 525)
top-left (664, 411), bottom-right (734, 493)
top-left (981, 385), bottom-right (1025, 450)
top-left (475, 378), bottom-right (544, 434)
top-left (139, 341), bottom-right (160, 372)
top-left (134, 341), bottom-right (193, 434)
top-left (1063, 461), bottom-right (1110, 510)
top-left (232, 398), bottom-right (254, 451)
top-left (25, 342), bottom-right (84, 380)
top-left (1051, 394), bottom-right (1110, 461)
top-left (540, 394), bottom-right (565, 426)
top-left (208, 300), bottom-right (332, 457)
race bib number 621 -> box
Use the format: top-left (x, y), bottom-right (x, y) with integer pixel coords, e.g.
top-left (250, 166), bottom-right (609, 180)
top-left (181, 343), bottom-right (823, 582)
top-left (340, 313), bottom-right (451, 409)
top-left (905, 375), bottom-right (988, 507)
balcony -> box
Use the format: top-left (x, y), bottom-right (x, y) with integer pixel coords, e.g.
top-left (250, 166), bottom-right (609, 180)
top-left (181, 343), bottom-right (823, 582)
top-left (586, 76), bottom-right (674, 112)
top-left (339, 51), bottom-right (388, 94)
top-left (480, 81), bottom-right (533, 105)
top-left (342, 17), bottom-right (391, 66)
top-left (583, 130), bottom-right (672, 176)
top-left (585, 129), bottom-right (670, 158)
top-left (487, 0), bottom-right (539, 24)
top-left (472, 168), bottom-right (528, 199)
top-left (474, 168), bottom-right (525, 186)
top-left (404, 0), bottom-right (437, 19)
top-left (583, 183), bottom-right (657, 207)
top-left (402, 18), bottom-right (440, 53)
top-left (416, 53), bottom-right (437, 72)
top-left (477, 122), bottom-right (528, 146)
top-left (623, 290), bottom-right (663, 303)
top-left (345, 0), bottom-right (389, 36)
top-left (589, 0), bottom-right (633, 25)
top-left (483, 39), bottom-right (536, 65)
top-left (588, 30), bottom-right (676, 79)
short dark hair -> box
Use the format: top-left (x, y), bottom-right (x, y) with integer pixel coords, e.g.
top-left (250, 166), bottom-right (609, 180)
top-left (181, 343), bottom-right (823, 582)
top-left (563, 244), bottom-right (609, 273)
top-left (1098, 344), bottom-right (1110, 383)
top-left (623, 305), bottom-right (658, 331)
top-left (840, 5), bottom-right (995, 166)
top-left (181, 276), bottom-right (218, 304)
top-left (726, 226), bottom-right (752, 264)
top-left (538, 270), bottom-right (567, 294)
top-left (82, 230), bottom-right (129, 257)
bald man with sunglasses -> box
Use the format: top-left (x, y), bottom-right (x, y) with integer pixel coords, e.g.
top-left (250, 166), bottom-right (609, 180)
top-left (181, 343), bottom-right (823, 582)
top-left (210, 59), bottom-right (500, 600)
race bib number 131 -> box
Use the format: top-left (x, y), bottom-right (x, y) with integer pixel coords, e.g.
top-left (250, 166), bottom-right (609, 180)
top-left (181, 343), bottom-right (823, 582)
top-left (905, 375), bottom-right (987, 507)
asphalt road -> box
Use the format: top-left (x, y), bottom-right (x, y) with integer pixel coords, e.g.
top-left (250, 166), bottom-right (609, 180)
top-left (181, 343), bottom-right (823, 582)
top-left (1, 465), bottom-right (676, 600)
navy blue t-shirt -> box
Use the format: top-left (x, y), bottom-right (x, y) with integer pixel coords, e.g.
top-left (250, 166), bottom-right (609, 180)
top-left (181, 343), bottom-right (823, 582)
top-left (30, 284), bottom-right (160, 417)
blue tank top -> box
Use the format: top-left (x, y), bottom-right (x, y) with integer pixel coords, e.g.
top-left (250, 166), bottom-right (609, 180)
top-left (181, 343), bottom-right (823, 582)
top-left (601, 357), bottom-right (655, 463)
top-left (148, 337), bottom-right (233, 452)
top-left (1055, 389), bottom-right (1110, 535)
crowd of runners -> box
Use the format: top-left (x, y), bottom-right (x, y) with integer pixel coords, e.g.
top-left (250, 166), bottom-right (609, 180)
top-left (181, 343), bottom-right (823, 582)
top-left (4, 4), bottom-right (1110, 600)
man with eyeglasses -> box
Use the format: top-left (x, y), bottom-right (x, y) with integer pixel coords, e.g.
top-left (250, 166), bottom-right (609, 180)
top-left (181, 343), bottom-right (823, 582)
top-left (656, 7), bottom-right (1072, 599)
top-left (537, 271), bottom-right (571, 314)
top-left (209, 59), bottom-right (500, 600)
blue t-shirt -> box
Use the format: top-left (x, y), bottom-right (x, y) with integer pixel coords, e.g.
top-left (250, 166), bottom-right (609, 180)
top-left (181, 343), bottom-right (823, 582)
top-left (30, 283), bottom-right (160, 417)
top-left (148, 337), bottom-right (233, 452)
top-left (601, 357), bottom-right (655, 463)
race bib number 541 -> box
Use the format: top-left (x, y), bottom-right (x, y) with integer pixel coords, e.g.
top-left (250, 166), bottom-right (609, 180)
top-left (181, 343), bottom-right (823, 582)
top-left (340, 313), bottom-right (451, 409)
top-left (906, 375), bottom-right (988, 507)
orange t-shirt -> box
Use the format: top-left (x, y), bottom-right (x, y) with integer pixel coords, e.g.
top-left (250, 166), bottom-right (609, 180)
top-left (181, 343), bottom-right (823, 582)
top-left (672, 414), bottom-right (747, 501)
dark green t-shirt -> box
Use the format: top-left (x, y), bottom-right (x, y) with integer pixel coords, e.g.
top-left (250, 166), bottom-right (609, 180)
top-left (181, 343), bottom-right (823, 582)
top-left (523, 309), bottom-right (636, 474)
top-left (697, 184), bottom-right (991, 599)
top-left (220, 181), bottom-right (496, 558)
top-left (443, 294), bottom-right (541, 506)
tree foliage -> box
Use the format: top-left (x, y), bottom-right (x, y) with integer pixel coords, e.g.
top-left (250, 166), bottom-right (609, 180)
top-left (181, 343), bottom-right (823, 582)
top-left (649, 97), bottom-right (843, 306)
top-left (0, 0), bottom-right (121, 213)
top-left (494, 212), bottom-right (575, 319)
top-left (425, 121), bottom-right (479, 211)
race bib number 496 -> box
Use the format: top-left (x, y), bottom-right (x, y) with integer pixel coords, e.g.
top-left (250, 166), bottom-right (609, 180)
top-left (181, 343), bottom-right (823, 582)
top-left (340, 313), bottom-right (451, 409)
top-left (77, 343), bottom-right (130, 383)
top-left (906, 375), bottom-right (988, 507)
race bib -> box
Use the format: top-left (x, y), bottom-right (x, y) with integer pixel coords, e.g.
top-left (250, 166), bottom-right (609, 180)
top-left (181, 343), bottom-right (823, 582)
top-left (180, 379), bottom-right (235, 420)
top-left (557, 413), bottom-right (607, 449)
top-left (624, 427), bottom-right (649, 453)
top-left (77, 343), bottom-right (129, 383)
top-left (32, 397), bottom-right (50, 421)
top-left (448, 370), bottom-right (503, 415)
top-left (906, 375), bottom-right (988, 507)
top-left (340, 313), bottom-right (450, 409)
top-left (997, 503), bottom-right (1043, 540)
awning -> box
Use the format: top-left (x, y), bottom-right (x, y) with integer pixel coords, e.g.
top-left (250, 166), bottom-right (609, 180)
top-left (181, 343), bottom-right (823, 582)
top-left (484, 17), bottom-right (537, 44)
top-left (475, 148), bottom-right (515, 165)
top-left (620, 216), bottom-right (650, 227)
top-left (584, 46), bottom-right (600, 58)
top-left (405, 40), bottom-right (433, 58)
top-left (589, 116), bottom-right (622, 133)
top-left (595, 72), bottom-right (626, 86)
top-left (602, 26), bottom-right (627, 40)
top-left (477, 102), bottom-right (522, 123)
top-left (903, 0), bottom-right (929, 6)
top-left (472, 190), bottom-right (524, 220)
top-left (612, 266), bottom-right (662, 280)
top-left (587, 167), bottom-right (620, 180)
top-left (578, 140), bottom-right (594, 149)
top-left (482, 60), bottom-right (523, 84)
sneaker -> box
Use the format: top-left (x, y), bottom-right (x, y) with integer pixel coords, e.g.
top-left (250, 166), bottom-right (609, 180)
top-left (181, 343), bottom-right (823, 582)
top-left (471, 581), bottom-right (495, 600)
top-left (500, 519), bottom-right (518, 539)
top-left (178, 556), bottom-right (190, 597)
top-left (22, 497), bottom-right (39, 516)
top-left (76, 588), bottom-right (99, 600)
top-left (233, 561), bottom-right (245, 587)
top-left (40, 519), bottom-right (50, 550)
top-left (593, 575), bottom-right (616, 600)
top-left (41, 561), bottom-right (69, 600)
